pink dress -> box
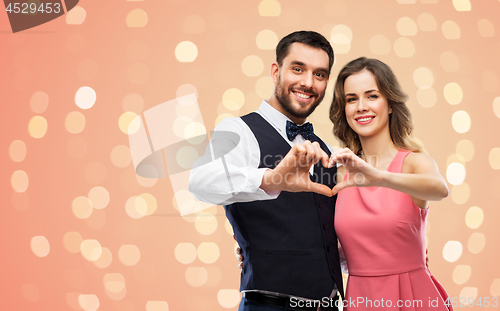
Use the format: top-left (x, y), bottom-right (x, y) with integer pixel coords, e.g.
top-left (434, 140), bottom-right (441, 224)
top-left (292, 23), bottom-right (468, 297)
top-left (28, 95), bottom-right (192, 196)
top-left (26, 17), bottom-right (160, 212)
top-left (335, 150), bottom-right (453, 310)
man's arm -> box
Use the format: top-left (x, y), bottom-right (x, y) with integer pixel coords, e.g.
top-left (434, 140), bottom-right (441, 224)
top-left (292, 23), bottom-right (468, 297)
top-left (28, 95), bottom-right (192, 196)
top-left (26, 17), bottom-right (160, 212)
top-left (188, 117), bottom-right (280, 205)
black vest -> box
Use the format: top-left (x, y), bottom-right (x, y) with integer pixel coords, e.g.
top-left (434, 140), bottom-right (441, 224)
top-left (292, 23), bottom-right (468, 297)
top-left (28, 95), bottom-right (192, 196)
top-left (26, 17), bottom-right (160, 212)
top-left (224, 112), bottom-right (344, 300)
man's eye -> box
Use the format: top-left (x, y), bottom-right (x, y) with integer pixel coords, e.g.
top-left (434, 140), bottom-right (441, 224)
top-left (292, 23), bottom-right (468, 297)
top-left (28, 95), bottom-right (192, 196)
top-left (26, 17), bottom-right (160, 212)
top-left (315, 73), bottom-right (325, 78)
top-left (293, 68), bottom-right (302, 72)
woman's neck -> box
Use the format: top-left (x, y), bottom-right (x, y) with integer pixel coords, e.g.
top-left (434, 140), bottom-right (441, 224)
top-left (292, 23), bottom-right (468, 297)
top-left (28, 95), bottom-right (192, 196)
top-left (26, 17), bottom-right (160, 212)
top-left (359, 132), bottom-right (399, 168)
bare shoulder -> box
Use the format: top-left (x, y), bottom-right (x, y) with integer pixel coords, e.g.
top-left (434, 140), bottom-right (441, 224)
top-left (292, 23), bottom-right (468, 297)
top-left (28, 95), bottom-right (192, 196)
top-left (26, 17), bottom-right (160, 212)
top-left (402, 152), bottom-right (438, 174)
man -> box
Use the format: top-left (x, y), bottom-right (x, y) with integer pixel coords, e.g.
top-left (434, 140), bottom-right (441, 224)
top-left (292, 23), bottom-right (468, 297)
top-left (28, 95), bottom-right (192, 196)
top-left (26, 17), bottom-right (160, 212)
top-left (189, 31), bottom-right (342, 311)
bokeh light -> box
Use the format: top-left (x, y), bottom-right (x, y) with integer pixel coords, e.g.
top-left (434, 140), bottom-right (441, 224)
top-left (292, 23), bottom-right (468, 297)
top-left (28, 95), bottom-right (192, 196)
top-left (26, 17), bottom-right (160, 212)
top-left (80, 239), bottom-right (102, 262)
top-left (88, 186), bottom-right (110, 210)
top-left (369, 35), bottom-right (391, 55)
top-left (146, 301), bottom-right (169, 311)
top-left (126, 9), bottom-right (148, 28)
top-left (31, 236), bottom-right (50, 257)
top-left (119, 112), bottom-right (140, 134)
top-left (28, 116), bottom-right (48, 138)
top-left (118, 245), bottom-right (141, 266)
top-left (175, 41), bottom-right (198, 62)
top-left (442, 21), bottom-right (461, 39)
top-left (413, 67), bottom-right (434, 89)
top-left (65, 111), bottom-right (86, 134)
top-left (489, 148), bottom-right (500, 170)
top-left (222, 88), bottom-right (245, 111)
top-left (66, 6), bottom-right (86, 24)
top-left (30, 91), bottom-right (49, 113)
top-left (175, 243), bottom-right (197, 264)
top-left (443, 82), bottom-right (463, 105)
top-left (451, 183), bottom-right (470, 204)
top-left (453, 0), bottom-right (471, 11)
top-left (72, 196), bottom-right (93, 219)
top-left (417, 13), bottom-right (437, 31)
top-left (241, 55), bottom-right (264, 77)
top-left (256, 29), bottom-right (278, 50)
top-left (443, 240), bottom-right (463, 262)
top-left (185, 267), bottom-right (208, 287)
top-left (63, 231), bottom-right (83, 254)
top-left (394, 37), bottom-right (415, 57)
top-left (217, 289), bottom-right (241, 309)
top-left (451, 111), bottom-right (471, 133)
top-left (468, 233), bottom-right (486, 254)
top-left (75, 86), bottom-right (96, 110)
top-left (258, 0), bottom-right (281, 16)
top-left (78, 294), bottom-right (100, 311)
top-left (110, 145), bottom-right (132, 168)
top-left (9, 140), bottom-right (26, 162)
top-left (194, 213), bottom-right (218, 235)
top-left (396, 17), bottom-right (418, 36)
top-left (446, 162), bottom-right (466, 185)
top-left (198, 242), bottom-right (220, 264)
top-left (93, 247), bottom-right (113, 269)
top-left (11, 170), bottom-right (28, 192)
top-left (493, 97), bottom-right (500, 118)
top-left (452, 265), bottom-right (471, 285)
top-left (125, 196), bottom-right (148, 219)
top-left (465, 206), bottom-right (484, 229)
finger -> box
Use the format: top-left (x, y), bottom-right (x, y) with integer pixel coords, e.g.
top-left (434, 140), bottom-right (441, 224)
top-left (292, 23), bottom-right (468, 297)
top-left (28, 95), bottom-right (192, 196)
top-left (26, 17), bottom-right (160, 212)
top-left (236, 247), bottom-right (241, 255)
top-left (233, 234), bottom-right (237, 242)
top-left (312, 141), bottom-right (330, 167)
top-left (238, 262), bottom-right (243, 269)
top-left (307, 181), bottom-right (333, 197)
top-left (238, 255), bottom-right (243, 262)
top-left (303, 141), bottom-right (316, 165)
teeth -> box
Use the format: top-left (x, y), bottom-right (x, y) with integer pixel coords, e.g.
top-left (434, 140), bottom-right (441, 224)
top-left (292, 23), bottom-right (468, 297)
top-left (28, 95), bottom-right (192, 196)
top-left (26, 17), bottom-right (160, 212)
top-left (294, 92), bottom-right (311, 99)
top-left (357, 117), bottom-right (372, 122)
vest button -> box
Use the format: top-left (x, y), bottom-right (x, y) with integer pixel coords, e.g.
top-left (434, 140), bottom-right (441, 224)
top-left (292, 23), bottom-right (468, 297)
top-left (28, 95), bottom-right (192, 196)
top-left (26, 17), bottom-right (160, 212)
top-left (326, 246), bottom-right (330, 252)
top-left (318, 203), bottom-right (322, 208)
top-left (323, 224), bottom-right (327, 230)
top-left (331, 268), bottom-right (335, 274)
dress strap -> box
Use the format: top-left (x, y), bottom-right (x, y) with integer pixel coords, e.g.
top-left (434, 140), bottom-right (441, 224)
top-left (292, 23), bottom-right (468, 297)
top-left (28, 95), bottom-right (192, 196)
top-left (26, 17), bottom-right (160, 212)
top-left (387, 149), bottom-right (412, 173)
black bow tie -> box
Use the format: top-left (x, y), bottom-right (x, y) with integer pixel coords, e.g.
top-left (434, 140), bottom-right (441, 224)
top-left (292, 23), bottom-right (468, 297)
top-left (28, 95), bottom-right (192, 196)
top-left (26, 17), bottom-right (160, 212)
top-left (286, 120), bottom-right (314, 141)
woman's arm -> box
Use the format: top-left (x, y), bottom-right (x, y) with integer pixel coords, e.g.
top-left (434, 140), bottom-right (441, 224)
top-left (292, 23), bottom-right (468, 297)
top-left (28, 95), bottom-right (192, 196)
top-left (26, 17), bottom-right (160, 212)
top-left (383, 152), bottom-right (449, 203)
top-left (330, 149), bottom-right (449, 206)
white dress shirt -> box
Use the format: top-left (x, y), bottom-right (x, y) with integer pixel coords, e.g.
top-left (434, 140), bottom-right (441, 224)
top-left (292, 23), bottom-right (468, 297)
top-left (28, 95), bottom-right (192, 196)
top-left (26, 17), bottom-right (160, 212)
top-left (188, 100), bottom-right (334, 206)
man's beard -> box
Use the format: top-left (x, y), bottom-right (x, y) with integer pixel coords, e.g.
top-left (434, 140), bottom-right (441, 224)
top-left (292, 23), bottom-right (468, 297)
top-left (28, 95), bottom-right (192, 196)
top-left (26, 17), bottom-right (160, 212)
top-left (275, 77), bottom-right (324, 120)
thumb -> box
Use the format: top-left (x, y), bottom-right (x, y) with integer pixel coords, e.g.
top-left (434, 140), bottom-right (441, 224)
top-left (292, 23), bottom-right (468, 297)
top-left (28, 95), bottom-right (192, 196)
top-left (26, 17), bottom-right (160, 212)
top-left (307, 182), bottom-right (333, 197)
top-left (331, 181), bottom-right (351, 196)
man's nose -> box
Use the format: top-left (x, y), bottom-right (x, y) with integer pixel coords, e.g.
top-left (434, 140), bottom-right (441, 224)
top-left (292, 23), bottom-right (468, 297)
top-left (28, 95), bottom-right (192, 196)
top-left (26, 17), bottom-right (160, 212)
top-left (300, 72), bottom-right (314, 89)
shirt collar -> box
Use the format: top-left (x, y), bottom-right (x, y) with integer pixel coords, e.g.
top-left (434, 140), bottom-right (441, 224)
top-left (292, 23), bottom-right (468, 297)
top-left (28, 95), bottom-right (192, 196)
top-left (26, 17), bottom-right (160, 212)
top-left (257, 100), bottom-right (308, 136)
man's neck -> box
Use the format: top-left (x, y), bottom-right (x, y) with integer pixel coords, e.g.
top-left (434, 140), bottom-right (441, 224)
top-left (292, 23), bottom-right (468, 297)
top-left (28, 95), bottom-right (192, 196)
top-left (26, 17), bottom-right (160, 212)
top-left (267, 96), bottom-right (306, 125)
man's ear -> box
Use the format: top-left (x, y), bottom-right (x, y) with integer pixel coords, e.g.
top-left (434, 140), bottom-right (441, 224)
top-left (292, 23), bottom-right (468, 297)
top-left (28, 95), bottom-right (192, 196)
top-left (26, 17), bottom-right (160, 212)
top-left (271, 62), bottom-right (280, 84)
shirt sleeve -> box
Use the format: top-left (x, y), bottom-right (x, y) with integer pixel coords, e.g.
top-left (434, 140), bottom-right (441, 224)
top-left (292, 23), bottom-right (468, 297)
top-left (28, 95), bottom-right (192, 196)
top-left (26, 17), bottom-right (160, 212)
top-left (188, 117), bottom-right (280, 205)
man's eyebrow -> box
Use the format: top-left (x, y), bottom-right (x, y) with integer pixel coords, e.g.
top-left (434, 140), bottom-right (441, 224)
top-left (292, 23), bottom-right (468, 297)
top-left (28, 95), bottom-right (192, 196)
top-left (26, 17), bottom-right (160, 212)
top-left (290, 61), bottom-right (329, 74)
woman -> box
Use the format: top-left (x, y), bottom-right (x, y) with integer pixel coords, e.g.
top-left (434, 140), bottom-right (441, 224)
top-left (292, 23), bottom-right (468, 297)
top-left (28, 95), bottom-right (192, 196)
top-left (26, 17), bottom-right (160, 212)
top-left (329, 57), bottom-right (453, 310)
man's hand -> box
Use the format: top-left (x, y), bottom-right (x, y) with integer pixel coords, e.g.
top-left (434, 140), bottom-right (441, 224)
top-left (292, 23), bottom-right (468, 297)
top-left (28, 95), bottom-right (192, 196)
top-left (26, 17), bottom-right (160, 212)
top-left (233, 235), bottom-right (243, 269)
top-left (260, 141), bottom-right (333, 197)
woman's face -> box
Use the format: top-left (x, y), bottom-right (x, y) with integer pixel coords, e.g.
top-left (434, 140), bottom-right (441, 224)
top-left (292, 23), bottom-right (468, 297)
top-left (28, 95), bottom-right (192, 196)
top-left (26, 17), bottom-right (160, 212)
top-left (343, 69), bottom-right (392, 139)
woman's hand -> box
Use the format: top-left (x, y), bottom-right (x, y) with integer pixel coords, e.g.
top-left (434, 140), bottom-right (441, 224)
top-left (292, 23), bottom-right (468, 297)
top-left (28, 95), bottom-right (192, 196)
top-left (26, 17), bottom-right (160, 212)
top-left (330, 148), bottom-right (384, 195)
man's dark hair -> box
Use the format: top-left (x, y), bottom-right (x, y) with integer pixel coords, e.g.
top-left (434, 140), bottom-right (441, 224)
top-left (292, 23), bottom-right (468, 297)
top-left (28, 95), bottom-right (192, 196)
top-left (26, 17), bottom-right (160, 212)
top-left (276, 30), bottom-right (335, 74)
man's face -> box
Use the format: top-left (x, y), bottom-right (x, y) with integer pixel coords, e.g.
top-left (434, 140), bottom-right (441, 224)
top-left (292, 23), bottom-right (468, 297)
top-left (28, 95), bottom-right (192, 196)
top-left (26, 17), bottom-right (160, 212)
top-left (272, 42), bottom-right (330, 122)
